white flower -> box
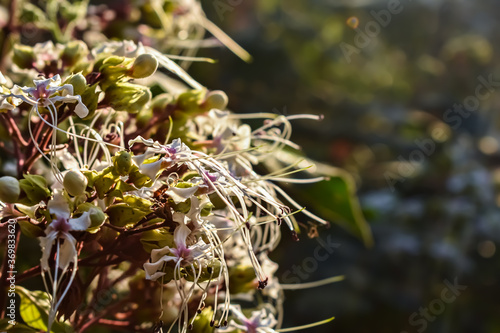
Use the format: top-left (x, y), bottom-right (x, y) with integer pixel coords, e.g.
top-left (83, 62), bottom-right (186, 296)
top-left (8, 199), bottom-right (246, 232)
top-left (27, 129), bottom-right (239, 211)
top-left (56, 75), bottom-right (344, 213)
top-left (39, 191), bottom-right (91, 271)
top-left (11, 74), bottom-right (89, 118)
top-left (144, 224), bottom-right (209, 281)
top-left (219, 305), bottom-right (278, 333)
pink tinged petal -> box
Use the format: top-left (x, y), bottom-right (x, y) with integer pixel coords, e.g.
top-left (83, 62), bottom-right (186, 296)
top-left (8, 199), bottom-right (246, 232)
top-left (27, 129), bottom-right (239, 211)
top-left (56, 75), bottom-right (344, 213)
top-left (139, 159), bottom-right (165, 180)
top-left (39, 231), bottom-right (58, 271)
top-left (150, 246), bottom-right (174, 262)
top-left (144, 255), bottom-right (177, 280)
top-left (146, 271), bottom-right (167, 281)
top-left (131, 151), bottom-right (153, 167)
top-left (9, 88), bottom-right (37, 106)
top-left (229, 305), bottom-right (249, 324)
top-left (172, 212), bottom-right (187, 224)
top-left (50, 95), bottom-right (89, 118)
top-left (57, 234), bottom-right (78, 270)
top-left (128, 135), bottom-right (162, 149)
top-left (48, 192), bottom-right (71, 219)
top-left (174, 224), bottom-right (191, 248)
top-left (59, 83), bottom-right (74, 96)
top-left (166, 185), bottom-right (199, 204)
top-left (68, 211), bottom-right (91, 231)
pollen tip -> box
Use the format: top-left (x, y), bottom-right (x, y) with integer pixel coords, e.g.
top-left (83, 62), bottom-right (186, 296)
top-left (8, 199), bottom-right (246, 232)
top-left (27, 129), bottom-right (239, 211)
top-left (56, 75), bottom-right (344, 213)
top-left (258, 278), bottom-right (268, 289)
top-left (188, 324), bottom-right (193, 330)
top-left (197, 309), bottom-right (202, 314)
top-left (223, 320), bottom-right (228, 327)
top-left (318, 114), bottom-right (325, 121)
top-left (210, 320), bottom-right (215, 327)
top-left (291, 231), bottom-right (300, 242)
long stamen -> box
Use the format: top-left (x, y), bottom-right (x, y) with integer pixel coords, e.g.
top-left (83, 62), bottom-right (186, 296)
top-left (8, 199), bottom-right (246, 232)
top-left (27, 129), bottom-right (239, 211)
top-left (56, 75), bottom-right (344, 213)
top-left (275, 316), bottom-right (335, 332)
top-left (280, 275), bottom-right (345, 290)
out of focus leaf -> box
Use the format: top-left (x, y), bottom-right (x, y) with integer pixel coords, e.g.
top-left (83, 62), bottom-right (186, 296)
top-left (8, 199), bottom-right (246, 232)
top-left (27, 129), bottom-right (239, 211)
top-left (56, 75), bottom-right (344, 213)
top-left (15, 286), bottom-right (74, 333)
top-left (300, 172), bottom-right (373, 247)
top-left (268, 150), bottom-right (373, 247)
top-left (0, 318), bottom-right (38, 332)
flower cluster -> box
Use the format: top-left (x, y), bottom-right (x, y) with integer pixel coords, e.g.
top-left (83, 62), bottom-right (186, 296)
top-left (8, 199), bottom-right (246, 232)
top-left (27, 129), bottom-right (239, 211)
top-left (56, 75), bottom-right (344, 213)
top-left (0, 1), bottom-right (341, 332)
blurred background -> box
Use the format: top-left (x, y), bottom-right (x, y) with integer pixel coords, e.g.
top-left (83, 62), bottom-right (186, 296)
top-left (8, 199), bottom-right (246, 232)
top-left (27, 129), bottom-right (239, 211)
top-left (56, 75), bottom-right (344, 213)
top-left (195, 0), bottom-right (500, 332)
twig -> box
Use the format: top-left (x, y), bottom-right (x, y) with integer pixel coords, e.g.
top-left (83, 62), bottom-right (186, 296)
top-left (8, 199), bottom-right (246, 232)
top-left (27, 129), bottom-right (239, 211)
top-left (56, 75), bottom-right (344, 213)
top-left (2, 113), bottom-right (29, 146)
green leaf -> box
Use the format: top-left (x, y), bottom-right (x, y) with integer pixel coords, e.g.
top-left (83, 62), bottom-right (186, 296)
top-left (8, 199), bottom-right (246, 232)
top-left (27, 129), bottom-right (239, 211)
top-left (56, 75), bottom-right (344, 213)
top-left (140, 227), bottom-right (174, 252)
top-left (15, 286), bottom-right (74, 333)
top-left (266, 150), bottom-right (373, 247)
top-left (0, 318), bottom-right (38, 332)
top-left (93, 167), bottom-right (119, 199)
top-left (107, 195), bottom-right (153, 227)
top-left (299, 171), bottom-right (373, 247)
top-left (18, 219), bottom-right (44, 238)
top-left (128, 165), bottom-right (151, 188)
top-left (19, 174), bottom-right (51, 205)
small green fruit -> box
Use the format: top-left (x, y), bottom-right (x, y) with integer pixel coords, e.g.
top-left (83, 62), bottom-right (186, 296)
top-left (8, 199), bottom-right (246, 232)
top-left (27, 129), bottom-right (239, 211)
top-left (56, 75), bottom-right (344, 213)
top-left (204, 90), bottom-right (228, 111)
top-left (113, 151), bottom-right (133, 176)
top-left (131, 54), bottom-right (158, 79)
top-left (0, 176), bottom-right (21, 203)
top-left (63, 170), bottom-right (88, 196)
top-left (64, 73), bottom-right (87, 96)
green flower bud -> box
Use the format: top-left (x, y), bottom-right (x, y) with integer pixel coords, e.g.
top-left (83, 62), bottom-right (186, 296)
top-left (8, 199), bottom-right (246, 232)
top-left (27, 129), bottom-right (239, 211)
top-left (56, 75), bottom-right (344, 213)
top-left (64, 73), bottom-right (87, 96)
top-left (104, 82), bottom-right (152, 113)
top-left (130, 54), bottom-right (158, 79)
top-left (177, 89), bottom-right (206, 111)
top-left (0, 176), bottom-right (21, 203)
top-left (113, 151), bottom-right (133, 176)
top-left (204, 90), bottom-right (228, 111)
top-left (76, 203), bottom-right (107, 231)
top-left (63, 170), bottom-right (88, 196)
top-left (190, 307), bottom-right (215, 333)
top-left (229, 264), bottom-right (257, 294)
top-left (61, 41), bottom-right (89, 67)
top-left (99, 56), bottom-right (135, 89)
top-left (12, 45), bottom-right (35, 69)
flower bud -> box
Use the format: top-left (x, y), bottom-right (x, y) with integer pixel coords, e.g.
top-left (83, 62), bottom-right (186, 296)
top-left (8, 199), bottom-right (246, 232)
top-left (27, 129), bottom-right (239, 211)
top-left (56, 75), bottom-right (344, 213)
top-left (190, 307), bottom-right (214, 333)
top-left (0, 176), bottom-right (20, 203)
top-left (229, 264), bottom-right (257, 294)
top-left (76, 203), bottom-right (107, 231)
top-left (12, 45), bottom-right (35, 69)
top-left (99, 56), bottom-right (134, 89)
top-left (104, 82), bottom-right (152, 113)
top-left (64, 73), bottom-right (87, 96)
top-left (204, 90), bottom-right (228, 111)
top-left (61, 41), bottom-right (89, 67)
top-left (177, 89), bottom-right (205, 111)
top-left (130, 54), bottom-right (158, 79)
top-left (63, 170), bottom-right (88, 196)
top-left (113, 151), bottom-right (133, 176)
